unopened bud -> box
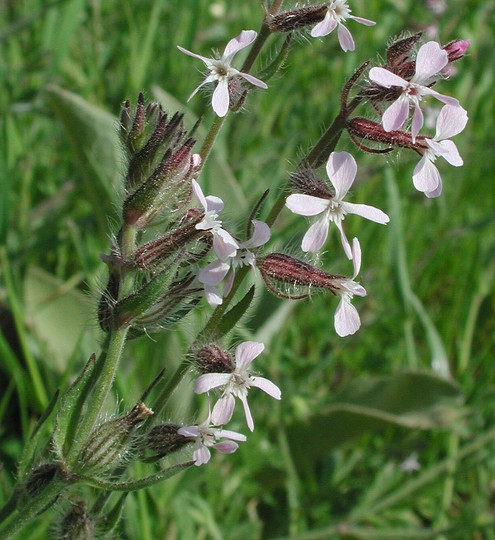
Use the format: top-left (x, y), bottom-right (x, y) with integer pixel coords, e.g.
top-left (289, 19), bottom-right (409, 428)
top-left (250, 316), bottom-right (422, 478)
top-left (444, 39), bottom-right (470, 62)
top-left (25, 463), bottom-right (61, 497)
top-left (290, 169), bottom-right (333, 199)
top-left (267, 5), bottom-right (327, 33)
top-left (386, 33), bottom-right (422, 74)
top-left (147, 423), bottom-right (193, 458)
top-left (58, 500), bottom-right (95, 540)
top-left (259, 253), bottom-right (350, 299)
top-left (79, 402), bottom-right (153, 473)
top-left (194, 344), bottom-right (235, 374)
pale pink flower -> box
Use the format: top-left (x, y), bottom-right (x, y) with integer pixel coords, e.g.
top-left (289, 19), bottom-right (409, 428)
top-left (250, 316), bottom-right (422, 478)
top-left (192, 180), bottom-right (239, 261)
top-left (177, 30), bottom-right (268, 117)
top-left (311, 0), bottom-right (375, 52)
top-left (285, 152), bottom-right (389, 259)
top-left (198, 220), bottom-right (271, 305)
top-left (413, 105), bottom-right (467, 197)
top-left (194, 341), bottom-right (281, 432)
top-left (332, 238), bottom-right (367, 337)
top-left (369, 41), bottom-right (460, 142)
top-left (178, 409), bottom-right (246, 467)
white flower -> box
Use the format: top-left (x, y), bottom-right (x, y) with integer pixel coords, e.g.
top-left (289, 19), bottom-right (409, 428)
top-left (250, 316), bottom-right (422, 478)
top-left (178, 410), bottom-right (246, 467)
top-left (311, 0), bottom-right (375, 52)
top-left (194, 341), bottom-right (281, 432)
top-left (332, 238), bottom-right (367, 337)
top-left (369, 41), bottom-right (460, 142)
top-left (413, 105), bottom-right (468, 197)
top-left (286, 152), bottom-right (389, 259)
top-left (198, 220), bottom-right (271, 305)
top-left (178, 30), bottom-right (268, 117)
top-left (192, 180), bottom-right (239, 261)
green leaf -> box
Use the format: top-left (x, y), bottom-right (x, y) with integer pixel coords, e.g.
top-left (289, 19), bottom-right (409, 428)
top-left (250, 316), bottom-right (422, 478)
top-left (289, 371), bottom-right (464, 465)
top-left (23, 267), bottom-right (97, 373)
top-left (44, 85), bottom-right (123, 225)
top-left (213, 285), bottom-right (255, 340)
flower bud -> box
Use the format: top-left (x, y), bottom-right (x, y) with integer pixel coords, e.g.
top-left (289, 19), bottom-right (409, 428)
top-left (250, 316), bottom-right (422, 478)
top-left (194, 344), bottom-right (235, 374)
top-left (386, 33), bottom-right (422, 75)
top-left (79, 402), bottom-right (153, 473)
top-left (289, 169), bottom-right (333, 199)
top-left (259, 253), bottom-right (349, 299)
top-left (25, 463), bottom-right (61, 497)
top-left (266, 5), bottom-right (327, 33)
top-left (147, 423), bottom-right (193, 458)
top-left (58, 500), bottom-right (95, 540)
top-left (443, 39), bottom-right (470, 62)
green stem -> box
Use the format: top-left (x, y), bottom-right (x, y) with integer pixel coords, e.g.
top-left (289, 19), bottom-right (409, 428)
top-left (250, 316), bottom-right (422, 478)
top-left (198, 115), bottom-right (225, 166)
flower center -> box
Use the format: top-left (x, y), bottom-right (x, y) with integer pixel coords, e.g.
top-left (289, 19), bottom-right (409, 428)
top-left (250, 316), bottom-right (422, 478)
top-left (329, 0), bottom-right (351, 22)
top-left (232, 249), bottom-right (255, 270)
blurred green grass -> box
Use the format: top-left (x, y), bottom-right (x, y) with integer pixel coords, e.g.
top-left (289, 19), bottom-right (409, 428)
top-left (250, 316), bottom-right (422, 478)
top-left (1, 0), bottom-right (495, 538)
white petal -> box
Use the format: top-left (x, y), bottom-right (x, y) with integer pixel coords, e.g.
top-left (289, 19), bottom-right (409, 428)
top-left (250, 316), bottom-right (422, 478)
top-left (327, 151), bottom-right (357, 199)
top-left (423, 87), bottom-right (459, 107)
top-left (351, 237), bottom-right (362, 278)
top-left (204, 284), bottom-right (223, 306)
top-left (223, 30), bottom-right (257, 62)
top-left (223, 270), bottom-right (235, 297)
top-left (351, 16), bottom-right (376, 26)
top-left (369, 67), bottom-right (407, 89)
top-left (212, 441), bottom-right (239, 454)
top-left (212, 78), bottom-right (230, 117)
top-left (311, 13), bottom-right (337, 37)
top-left (382, 95), bottom-right (410, 132)
top-left (178, 425), bottom-right (199, 438)
top-left (217, 429), bottom-right (247, 442)
top-left (334, 298), bottom-right (361, 337)
top-left (343, 202), bottom-right (390, 224)
top-left (337, 24), bottom-right (355, 52)
top-left (435, 105), bottom-right (468, 140)
top-left (413, 156), bottom-right (441, 193)
top-left (235, 341), bottom-right (264, 370)
top-left (414, 41), bottom-right (448, 82)
top-left (286, 194), bottom-right (329, 216)
top-left (193, 444), bottom-right (211, 466)
top-left (212, 394), bottom-right (236, 425)
top-left (177, 45), bottom-right (213, 67)
top-left (301, 216), bottom-right (330, 253)
top-left (205, 195), bottom-right (224, 212)
top-left (245, 220), bottom-right (271, 248)
top-left (187, 76), bottom-right (216, 102)
top-left (194, 373), bottom-right (231, 394)
top-left (251, 376), bottom-right (282, 400)
top-left (411, 103), bottom-right (424, 143)
top-left (239, 71), bottom-right (268, 89)
top-left (336, 220), bottom-right (352, 260)
top-left (199, 260), bottom-right (231, 286)
top-left (213, 229), bottom-right (239, 260)
top-left (192, 179), bottom-right (207, 210)
top-left (240, 394), bottom-right (254, 432)
top-left (428, 139), bottom-right (463, 166)
top-left (425, 178), bottom-right (443, 198)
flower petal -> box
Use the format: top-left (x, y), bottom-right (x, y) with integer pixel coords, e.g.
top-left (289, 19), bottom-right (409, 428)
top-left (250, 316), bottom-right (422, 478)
top-left (311, 13), bottom-right (337, 37)
top-left (334, 298), bottom-right (361, 337)
top-left (382, 95), bottom-right (410, 132)
top-left (211, 441), bottom-right (239, 454)
top-left (205, 195), bottom-right (224, 212)
top-left (422, 87), bottom-right (459, 107)
top-left (223, 270), bottom-right (235, 297)
top-left (193, 444), bottom-right (211, 466)
top-left (411, 103), bottom-right (424, 143)
top-left (343, 202), bottom-right (390, 224)
top-left (327, 151), bottom-right (357, 199)
top-left (213, 229), bottom-right (239, 260)
top-left (178, 425), bottom-right (200, 438)
top-left (192, 179), bottom-right (207, 210)
top-left (235, 341), bottom-right (264, 370)
top-left (194, 373), bottom-right (231, 394)
top-left (187, 75), bottom-right (216, 102)
top-left (212, 394), bottom-right (236, 426)
top-left (351, 237), bottom-right (362, 279)
top-left (413, 155), bottom-right (441, 193)
top-left (223, 30), bottom-right (257, 62)
top-left (204, 284), bottom-right (223, 307)
top-left (217, 429), bottom-right (247, 442)
top-left (199, 260), bottom-right (231, 286)
top-left (245, 220), bottom-right (271, 248)
top-left (428, 139), bottom-right (463, 166)
top-left (351, 16), bottom-right (376, 26)
top-left (337, 23), bottom-right (355, 52)
top-left (212, 78), bottom-right (230, 117)
top-left (177, 45), bottom-right (213, 67)
top-left (301, 216), bottom-right (330, 253)
top-left (335, 220), bottom-right (352, 260)
top-left (251, 376), bottom-right (282, 400)
top-left (369, 67), bottom-right (407, 89)
top-left (240, 394), bottom-right (254, 431)
top-left (435, 105), bottom-right (468, 140)
top-left (425, 178), bottom-right (443, 198)
top-left (286, 194), bottom-right (329, 216)
top-left (414, 41), bottom-right (448, 82)
top-left (239, 71), bottom-right (268, 89)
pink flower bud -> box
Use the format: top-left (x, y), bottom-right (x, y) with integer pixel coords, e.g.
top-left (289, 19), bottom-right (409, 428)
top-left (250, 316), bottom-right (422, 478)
top-left (194, 344), bottom-right (235, 374)
top-left (443, 40), bottom-right (470, 62)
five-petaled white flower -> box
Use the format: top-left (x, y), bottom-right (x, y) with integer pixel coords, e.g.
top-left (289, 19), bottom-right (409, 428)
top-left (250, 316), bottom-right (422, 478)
top-left (369, 41), bottom-right (460, 142)
top-left (198, 220), bottom-right (271, 306)
top-left (192, 180), bottom-right (239, 261)
top-left (177, 30), bottom-right (268, 117)
top-left (286, 152), bottom-right (389, 259)
top-left (178, 409), bottom-right (246, 467)
top-left (311, 0), bottom-right (375, 52)
top-left (413, 105), bottom-right (468, 198)
top-left (194, 341), bottom-right (281, 432)
top-left (332, 238), bottom-right (367, 337)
